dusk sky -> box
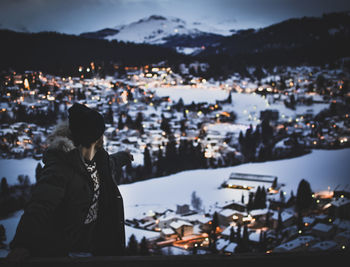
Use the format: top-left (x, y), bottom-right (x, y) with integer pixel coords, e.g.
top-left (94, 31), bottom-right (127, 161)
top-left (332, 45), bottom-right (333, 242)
top-left (0, 0), bottom-right (350, 34)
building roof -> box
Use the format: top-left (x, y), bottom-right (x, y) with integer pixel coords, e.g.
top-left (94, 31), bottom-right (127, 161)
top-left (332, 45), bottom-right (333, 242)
top-left (311, 241), bottom-right (337, 251)
top-left (216, 238), bottom-right (230, 251)
top-left (274, 236), bottom-right (317, 252)
top-left (249, 208), bottom-right (269, 217)
top-left (334, 184), bottom-right (350, 193)
top-left (312, 223), bottom-right (334, 233)
top-left (224, 242), bottom-right (237, 253)
top-left (271, 210), bottom-right (294, 222)
top-left (333, 218), bottom-right (350, 231)
top-left (331, 197), bottom-right (350, 207)
top-left (162, 228), bottom-right (175, 235)
top-left (303, 216), bottom-right (316, 225)
top-left (170, 220), bottom-right (193, 229)
top-left (219, 209), bottom-right (236, 218)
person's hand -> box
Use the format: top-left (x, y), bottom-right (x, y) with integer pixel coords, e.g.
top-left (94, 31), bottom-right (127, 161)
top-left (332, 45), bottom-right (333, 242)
top-left (6, 247), bottom-right (30, 262)
top-left (110, 150), bottom-right (134, 168)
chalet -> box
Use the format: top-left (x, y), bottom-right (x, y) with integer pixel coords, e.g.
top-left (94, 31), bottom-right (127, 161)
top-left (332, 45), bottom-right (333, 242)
top-left (248, 230), bottom-right (263, 244)
top-left (223, 242), bottom-right (238, 254)
top-left (220, 225), bottom-right (243, 240)
top-left (222, 172), bottom-right (277, 193)
top-left (273, 236), bottom-right (319, 253)
top-left (176, 204), bottom-right (191, 215)
top-left (221, 201), bottom-right (246, 213)
top-left (311, 223), bottom-right (336, 240)
top-left (333, 184), bottom-right (350, 199)
top-left (158, 213), bottom-right (181, 229)
top-left (271, 210), bottom-right (295, 229)
top-left (169, 220), bottom-right (193, 237)
top-left (303, 216), bottom-right (316, 228)
top-left (217, 209), bottom-right (239, 226)
top-left (215, 238), bottom-right (230, 252)
top-left (329, 197), bottom-right (350, 219)
top-left (160, 228), bottom-right (177, 240)
top-left (333, 218), bottom-right (350, 232)
top-left (181, 213), bottom-right (211, 232)
top-left (249, 208), bottom-right (270, 224)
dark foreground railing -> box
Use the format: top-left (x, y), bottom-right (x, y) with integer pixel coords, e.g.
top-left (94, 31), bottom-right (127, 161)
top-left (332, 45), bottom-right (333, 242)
top-left (1, 251), bottom-right (349, 267)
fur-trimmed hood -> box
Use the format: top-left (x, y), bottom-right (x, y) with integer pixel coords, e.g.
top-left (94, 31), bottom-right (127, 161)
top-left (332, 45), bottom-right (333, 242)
top-left (46, 120), bottom-right (76, 153)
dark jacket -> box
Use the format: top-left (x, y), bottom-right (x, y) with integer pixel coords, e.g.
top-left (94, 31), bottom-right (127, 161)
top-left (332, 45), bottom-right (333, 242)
top-left (10, 123), bottom-right (126, 257)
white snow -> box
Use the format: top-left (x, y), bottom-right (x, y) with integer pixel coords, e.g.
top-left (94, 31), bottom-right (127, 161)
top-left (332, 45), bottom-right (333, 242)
top-left (1, 148), bottom-right (350, 257)
top-left (149, 85), bottom-right (230, 104)
top-left (145, 86), bottom-right (329, 125)
top-left (120, 148), bottom-right (350, 220)
top-left (106, 16), bottom-right (202, 45)
top-left (0, 210), bottom-right (24, 258)
top-left (0, 158), bottom-right (41, 185)
top-left (125, 225), bottom-right (159, 243)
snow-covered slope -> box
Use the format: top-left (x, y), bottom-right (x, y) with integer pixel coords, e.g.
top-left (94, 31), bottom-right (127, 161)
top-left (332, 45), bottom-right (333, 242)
top-left (80, 15), bottom-right (228, 54)
top-left (106, 15), bottom-right (201, 44)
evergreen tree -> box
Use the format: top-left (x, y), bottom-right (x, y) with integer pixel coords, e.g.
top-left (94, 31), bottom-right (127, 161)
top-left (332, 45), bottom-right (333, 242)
top-left (118, 113), bottom-right (124, 130)
top-left (229, 226), bottom-right (235, 242)
top-left (139, 236), bottom-right (150, 256)
top-left (127, 234), bottom-right (139, 255)
top-left (165, 141), bottom-right (177, 173)
top-left (35, 163), bottom-right (42, 183)
top-left (272, 177), bottom-right (278, 189)
top-left (265, 210), bottom-right (270, 228)
top-left (247, 192), bottom-right (254, 211)
top-left (156, 145), bottom-right (164, 176)
top-left (209, 212), bottom-right (219, 253)
top-left (0, 177), bottom-right (9, 196)
top-left (276, 209), bottom-right (283, 233)
top-left (295, 179), bottom-right (313, 213)
top-left (143, 146), bottom-right (152, 177)
top-left (125, 114), bottom-right (133, 129)
top-left (160, 114), bottom-right (171, 135)
top-left (106, 106), bottom-right (114, 125)
top-left (191, 191), bottom-right (202, 211)
top-left (135, 112), bottom-right (144, 134)
top-left (286, 190), bottom-right (296, 207)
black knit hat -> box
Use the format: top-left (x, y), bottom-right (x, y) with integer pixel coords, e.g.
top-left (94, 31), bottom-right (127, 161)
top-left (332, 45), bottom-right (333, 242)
top-left (68, 103), bottom-right (105, 147)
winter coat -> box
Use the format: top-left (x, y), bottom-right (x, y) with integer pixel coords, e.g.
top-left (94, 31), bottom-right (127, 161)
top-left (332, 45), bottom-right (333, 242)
top-left (10, 122), bottom-right (127, 257)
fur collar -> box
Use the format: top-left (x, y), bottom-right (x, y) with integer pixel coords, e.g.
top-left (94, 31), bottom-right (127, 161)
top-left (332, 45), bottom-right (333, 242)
top-left (46, 120), bottom-right (76, 152)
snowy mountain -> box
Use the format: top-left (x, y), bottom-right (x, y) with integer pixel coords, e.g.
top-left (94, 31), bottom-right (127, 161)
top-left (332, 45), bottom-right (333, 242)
top-left (80, 15), bottom-right (228, 54)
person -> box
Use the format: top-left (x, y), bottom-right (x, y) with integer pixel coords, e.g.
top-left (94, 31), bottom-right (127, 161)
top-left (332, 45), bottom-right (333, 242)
top-left (7, 103), bottom-right (133, 260)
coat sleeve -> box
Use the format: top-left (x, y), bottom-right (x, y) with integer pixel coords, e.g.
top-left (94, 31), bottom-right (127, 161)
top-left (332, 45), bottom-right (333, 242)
top-left (10, 164), bottom-right (67, 251)
top-left (109, 151), bottom-right (133, 185)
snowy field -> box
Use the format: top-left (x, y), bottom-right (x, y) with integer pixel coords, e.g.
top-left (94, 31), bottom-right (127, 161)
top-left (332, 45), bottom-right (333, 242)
top-left (149, 86), bottom-right (329, 125)
top-left (0, 158), bottom-right (41, 185)
top-left (1, 148), bottom-right (349, 257)
top-left (120, 148), bottom-right (350, 220)
top-left (150, 85), bottom-right (230, 104)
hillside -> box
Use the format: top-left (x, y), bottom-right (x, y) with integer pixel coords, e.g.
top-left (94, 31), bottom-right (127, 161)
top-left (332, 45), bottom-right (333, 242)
top-left (0, 30), bottom-right (184, 75)
top-left (198, 12), bottom-right (350, 69)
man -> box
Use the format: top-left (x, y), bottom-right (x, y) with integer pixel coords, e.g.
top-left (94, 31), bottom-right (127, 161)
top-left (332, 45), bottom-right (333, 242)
top-left (7, 103), bottom-right (133, 259)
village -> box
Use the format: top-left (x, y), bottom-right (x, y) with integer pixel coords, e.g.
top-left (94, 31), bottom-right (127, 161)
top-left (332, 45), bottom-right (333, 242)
top-left (0, 63), bottom-right (349, 166)
top-left (120, 172), bottom-right (350, 255)
top-left (0, 63), bottom-right (350, 255)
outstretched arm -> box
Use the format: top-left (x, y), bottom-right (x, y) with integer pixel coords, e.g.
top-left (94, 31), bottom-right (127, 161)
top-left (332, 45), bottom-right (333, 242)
top-left (109, 151), bottom-right (134, 185)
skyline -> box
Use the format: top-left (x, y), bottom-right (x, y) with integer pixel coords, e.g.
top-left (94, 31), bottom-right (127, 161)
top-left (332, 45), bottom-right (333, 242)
top-left (0, 0), bottom-right (349, 35)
